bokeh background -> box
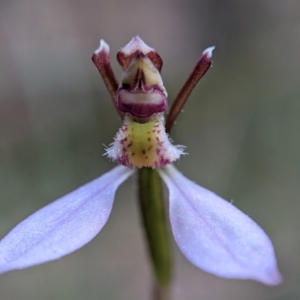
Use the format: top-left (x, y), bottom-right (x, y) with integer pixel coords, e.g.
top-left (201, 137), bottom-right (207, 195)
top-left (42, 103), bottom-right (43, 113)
top-left (0, 1), bottom-right (299, 299)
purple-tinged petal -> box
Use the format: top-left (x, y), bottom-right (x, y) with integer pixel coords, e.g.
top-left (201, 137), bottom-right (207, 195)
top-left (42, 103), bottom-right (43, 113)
top-left (0, 166), bottom-right (134, 274)
top-left (158, 165), bottom-right (282, 285)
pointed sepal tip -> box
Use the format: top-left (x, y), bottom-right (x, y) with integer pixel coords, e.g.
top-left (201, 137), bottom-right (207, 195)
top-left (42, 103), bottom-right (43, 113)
top-left (202, 46), bottom-right (215, 59)
top-left (94, 39), bottom-right (110, 55)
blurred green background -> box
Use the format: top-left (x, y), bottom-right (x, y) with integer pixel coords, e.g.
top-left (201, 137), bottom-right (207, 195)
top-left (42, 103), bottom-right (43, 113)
top-left (0, 0), bottom-right (299, 299)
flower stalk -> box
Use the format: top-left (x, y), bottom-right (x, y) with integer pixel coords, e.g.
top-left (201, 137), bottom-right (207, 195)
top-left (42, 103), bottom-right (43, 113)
top-left (138, 168), bottom-right (172, 298)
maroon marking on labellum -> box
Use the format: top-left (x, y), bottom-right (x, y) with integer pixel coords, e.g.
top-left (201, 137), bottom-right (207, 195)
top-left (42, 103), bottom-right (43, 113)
top-left (121, 103), bottom-right (166, 118)
top-left (120, 137), bottom-right (128, 144)
top-left (116, 88), bottom-right (168, 118)
top-left (159, 157), bottom-right (171, 166)
top-left (118, 155), bottom-right (130, 167)
top-left (146, 51), bottom-right (163, 72)
top-left (117, 49), bottom-right (163, 72)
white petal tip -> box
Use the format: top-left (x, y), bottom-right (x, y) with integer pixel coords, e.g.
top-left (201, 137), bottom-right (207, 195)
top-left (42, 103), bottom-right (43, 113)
top-left (260, 268), bottom-right (283, 286)
top-left (94, 39), bottom-right (110, 55)
top-left (202, 46), bottom-right (215, 58)
top-left (120, 36), bottom-right (154, 55)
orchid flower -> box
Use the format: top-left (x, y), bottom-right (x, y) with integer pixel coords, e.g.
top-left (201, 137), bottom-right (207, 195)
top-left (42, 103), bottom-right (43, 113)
top-left (0, 37), bottom-right (282, 289)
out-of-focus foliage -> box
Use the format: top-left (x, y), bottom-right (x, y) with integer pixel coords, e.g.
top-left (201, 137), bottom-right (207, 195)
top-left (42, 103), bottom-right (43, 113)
top-left (0, 1), bottom-right (299, 299)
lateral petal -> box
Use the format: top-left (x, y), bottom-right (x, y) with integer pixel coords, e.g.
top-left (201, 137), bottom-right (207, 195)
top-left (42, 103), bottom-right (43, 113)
top-left (0, 165), bottom-right (134, 274)
top-left (158, 165), bottom-right (282, 285)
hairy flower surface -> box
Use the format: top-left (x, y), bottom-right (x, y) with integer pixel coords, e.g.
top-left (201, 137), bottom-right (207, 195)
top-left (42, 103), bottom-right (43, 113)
top-left (0, 37), bottom-right (282, 286)
top-left (105, 114), bottom-right (185, 168)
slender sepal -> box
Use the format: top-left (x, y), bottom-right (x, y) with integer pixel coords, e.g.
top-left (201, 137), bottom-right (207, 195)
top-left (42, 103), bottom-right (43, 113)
top-left (92, 39), bottom-right (122, 116)
top-left (166, 46), bottom-right (215, 133)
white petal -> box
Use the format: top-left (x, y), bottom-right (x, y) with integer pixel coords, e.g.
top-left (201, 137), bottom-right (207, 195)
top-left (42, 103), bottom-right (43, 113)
top-left (158, 165), bottom-right (282, 285)
top-left (0, 165), bottom-right (134, 274)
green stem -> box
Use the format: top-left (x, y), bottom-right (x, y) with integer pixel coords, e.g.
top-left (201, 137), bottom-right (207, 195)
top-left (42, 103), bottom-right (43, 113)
top-left (138, 168), bottom-right (172, 299)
